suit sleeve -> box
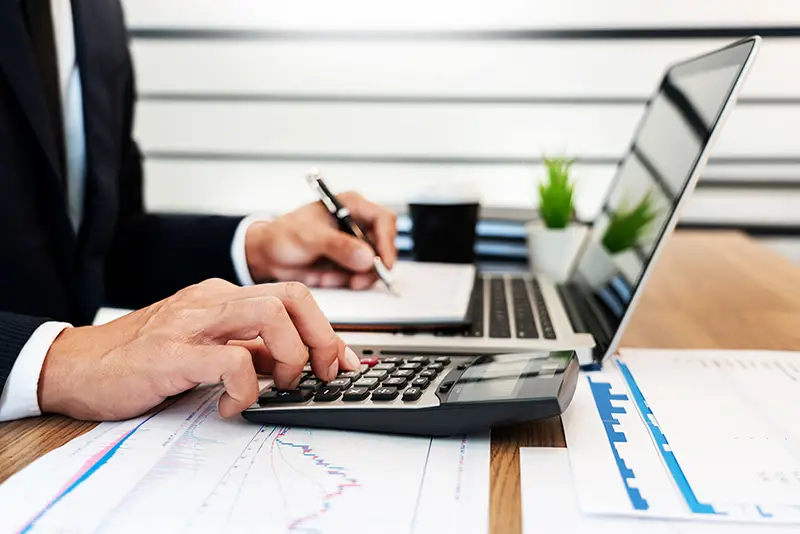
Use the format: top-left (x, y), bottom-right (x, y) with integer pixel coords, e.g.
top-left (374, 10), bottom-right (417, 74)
top-left (104, 47), bottom-right (245, 310)
top-left (0, 312), bottom-right (50, 394)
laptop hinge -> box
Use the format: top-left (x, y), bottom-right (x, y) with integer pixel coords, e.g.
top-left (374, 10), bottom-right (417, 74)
top-left (557, 283), bottom-right (615, 364)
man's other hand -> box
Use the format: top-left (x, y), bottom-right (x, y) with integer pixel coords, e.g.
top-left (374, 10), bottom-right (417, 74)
top-left (245, 192), bottom-right (398, 290)
top-left (38, 279), bottom-right (361, 421)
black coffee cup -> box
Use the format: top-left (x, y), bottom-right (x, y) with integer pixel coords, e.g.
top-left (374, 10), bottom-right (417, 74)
top-left (408, 189), bottom-right (480, 263)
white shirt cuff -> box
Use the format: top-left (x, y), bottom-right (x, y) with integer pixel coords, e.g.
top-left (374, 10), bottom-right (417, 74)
top-left (230, 214), bottom-right (273, 286)
top-left (0, 321), bottom-right (72, 422)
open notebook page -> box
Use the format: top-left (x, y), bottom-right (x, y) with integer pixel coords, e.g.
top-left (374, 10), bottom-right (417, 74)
top-left (310, 262), bottom-right (476, 327)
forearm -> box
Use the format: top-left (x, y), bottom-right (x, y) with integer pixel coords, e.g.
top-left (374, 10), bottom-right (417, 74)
top-left (104, 213), bottom-right (244, 310)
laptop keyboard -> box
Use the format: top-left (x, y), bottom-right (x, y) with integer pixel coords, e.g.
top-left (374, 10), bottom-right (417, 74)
top-left (416, 275), bottom-right (556, 340)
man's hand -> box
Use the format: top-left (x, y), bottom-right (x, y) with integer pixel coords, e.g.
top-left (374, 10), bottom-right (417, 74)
top-left (38, 279), bottom-right (361, 421)
top-left (245, 192), bottom-right (398, 290)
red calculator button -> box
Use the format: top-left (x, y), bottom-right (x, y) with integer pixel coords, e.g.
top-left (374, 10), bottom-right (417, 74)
top-left (360, 357), bottom-right (379, 367)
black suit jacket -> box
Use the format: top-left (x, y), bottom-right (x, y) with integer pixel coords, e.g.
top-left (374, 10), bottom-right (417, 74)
top-left (0, 1), bottom-right (245, 391)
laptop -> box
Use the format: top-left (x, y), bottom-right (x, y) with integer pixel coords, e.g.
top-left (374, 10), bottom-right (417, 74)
top-left (338, 36), bottom-right (761, 367)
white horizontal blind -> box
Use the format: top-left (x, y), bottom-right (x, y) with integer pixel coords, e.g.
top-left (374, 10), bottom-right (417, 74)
top-left (125, 0), bottom-right (800, 262)
top-left (122, 0), bottom-right (800, 29)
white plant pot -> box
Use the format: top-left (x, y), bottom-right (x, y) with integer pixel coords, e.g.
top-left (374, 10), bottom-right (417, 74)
top-left (525, 222), bottom-right (587, 282)
top-left (579, 241), bottom-right (620, 288)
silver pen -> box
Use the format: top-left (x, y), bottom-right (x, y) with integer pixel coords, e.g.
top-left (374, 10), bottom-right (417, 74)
top-left (305, 169), bottom-right (397, 294)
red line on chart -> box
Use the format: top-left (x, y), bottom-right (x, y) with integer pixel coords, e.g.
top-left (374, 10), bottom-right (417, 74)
top-left (272, 426), bottom-right (360, 532)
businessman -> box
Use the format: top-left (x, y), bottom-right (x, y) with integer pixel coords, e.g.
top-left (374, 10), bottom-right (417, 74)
top-left (0, 1), bottom-right (397, 422)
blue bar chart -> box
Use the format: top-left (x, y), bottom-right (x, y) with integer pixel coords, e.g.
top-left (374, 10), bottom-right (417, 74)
top-left (564, 349), bottom-right (800, 525)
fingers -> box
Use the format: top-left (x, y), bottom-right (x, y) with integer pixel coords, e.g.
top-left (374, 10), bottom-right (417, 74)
top-left (203, 296), bottom-right (309, 389)
top-left (228, 338), bottom-right (274, 374)
top-left (180, 345), bottom-right (259, 418)
top-left (339, 192), bottom-right (398, 268)
top-left (199, 283), bottom-right (360, 385)
top-left (314, 226), bottom-right (375, 273)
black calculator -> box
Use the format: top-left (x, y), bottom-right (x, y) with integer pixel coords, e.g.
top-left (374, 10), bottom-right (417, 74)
top-left (241, 350), bottom-right (579, 436)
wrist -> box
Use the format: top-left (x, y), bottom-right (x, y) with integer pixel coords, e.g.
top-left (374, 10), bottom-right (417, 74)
top-left (244, 220), bottom-right (277, 282)
top-left (38, 325), bottom-right (87, 415)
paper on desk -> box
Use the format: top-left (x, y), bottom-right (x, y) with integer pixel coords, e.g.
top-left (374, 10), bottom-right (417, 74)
top-left (94, 262), bottom-right (477, 328)
top-left (310, 261), bottom-right (475, 326)
top-left (563, 348), bottom-right (800, 525)
top-left (520, 448), bottom-right (800, 534)
top-left (0, 385), bottom-right (489, 534)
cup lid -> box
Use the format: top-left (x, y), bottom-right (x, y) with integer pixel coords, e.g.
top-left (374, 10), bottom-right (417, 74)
top-left (407, 182), bottom-right (482, 205)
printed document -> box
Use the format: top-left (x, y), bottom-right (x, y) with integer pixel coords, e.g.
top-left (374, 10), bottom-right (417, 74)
top-left (563, 348), bottom-right (800, 525)
top-left (0, 386), bottom-right (489, 534)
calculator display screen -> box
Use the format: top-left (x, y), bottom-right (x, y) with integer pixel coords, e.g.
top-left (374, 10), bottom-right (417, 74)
top-left (455, 358), bottom-right (530, 401)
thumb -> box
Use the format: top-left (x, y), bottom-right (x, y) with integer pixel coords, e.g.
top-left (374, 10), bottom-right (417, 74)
top-left (316, 227), bottom-right (375, 273)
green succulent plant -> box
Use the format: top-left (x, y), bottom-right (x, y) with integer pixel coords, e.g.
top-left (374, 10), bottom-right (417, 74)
top-left (602, 192), bottom-right (659, 254)
top-left (538, 157), bottom-right (576, 229)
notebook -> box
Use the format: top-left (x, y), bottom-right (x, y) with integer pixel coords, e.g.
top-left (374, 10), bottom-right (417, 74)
top-left (310, 262), bottom-right (476, 329)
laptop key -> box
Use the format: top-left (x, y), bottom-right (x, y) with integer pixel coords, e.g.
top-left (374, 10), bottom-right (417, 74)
top-left (489, 277), bottom-right (511, 338)
top-left (470, 277), bottom-right (485, 337)
top-left (532, 280), bottom-right (557, 340)
top-left (511, 278), bottom-right (539, 339)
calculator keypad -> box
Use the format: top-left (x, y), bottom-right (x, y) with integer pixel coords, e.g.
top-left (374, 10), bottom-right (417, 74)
top-left (257, 355), bottom-right (475, 408)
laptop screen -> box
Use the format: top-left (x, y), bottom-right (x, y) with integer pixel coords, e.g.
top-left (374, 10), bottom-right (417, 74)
top-left (567, 39), bottom-right (757, 344)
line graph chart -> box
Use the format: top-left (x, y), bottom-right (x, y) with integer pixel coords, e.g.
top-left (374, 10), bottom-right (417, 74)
top-left (272, 426), bottom-right (361, 533)
top-left (0, 385), bottom-right (489, 534)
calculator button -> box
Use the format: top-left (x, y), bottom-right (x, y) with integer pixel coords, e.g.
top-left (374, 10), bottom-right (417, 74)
top-left (338, 371), bottom-right (361, 381)
top-left (408, 356), bottom-right (430, 364)
top-left (354, 377), bottom-right (380, 390)
top-left (411, 377), bottom-right (430, 389)
top-left (371, 387), bottom-right (399, 401)
top-left (259, 389), bottom-right (313, 405)
top-left (400, 363), bottom-right (422, 372)
top-left (360, 364), bottom-right (371, 374)
top-left (374, 363), bottom-right (397, 372)
top-left (392, 369), bottom-right (415, 379)
top-left (360, 357), bottom-right (379, 367)
top-left (381, 357), bottom-right (404, 365)
top-left (438, 383), bottom-right (452, 394)
top-left (434, 356), bottom-right (451, 365)
top-left (328, 378), bottom-right (352, 388)
top-left (457, 362), bottom-right (470, 370)
top-left (302, 364), bottom-right (312, 373)
top-left (427, 363), bottom-right (445, 372)
top-left (420, 369), bottom-right (437, 379)
top-left (342, 387), bottom-right (370, 402)
top-left (314, 387), bottom-right (342, 402)
top-left (298, 379), bottom-right (323, 392)
top-left (402, 388), bottom-right (423, 401)
top-left (365, 369), bottom-right (389, 380)
top-left (383, 377), bottom-right (408, 389)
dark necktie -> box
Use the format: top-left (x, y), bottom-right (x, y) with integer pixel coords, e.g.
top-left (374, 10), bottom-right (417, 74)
top-left (21, 0), bottom-right (67, 184)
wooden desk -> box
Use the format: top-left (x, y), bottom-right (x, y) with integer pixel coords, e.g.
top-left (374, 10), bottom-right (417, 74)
top-left (2, 231), bottom-right (799, 532)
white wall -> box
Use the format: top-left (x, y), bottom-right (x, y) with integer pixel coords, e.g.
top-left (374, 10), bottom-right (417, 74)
top-left (123, 0), bottom-right (800, 262)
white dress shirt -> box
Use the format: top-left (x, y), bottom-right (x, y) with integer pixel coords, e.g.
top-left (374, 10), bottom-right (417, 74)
top-left (0, 0), bottom-right (258, 421)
